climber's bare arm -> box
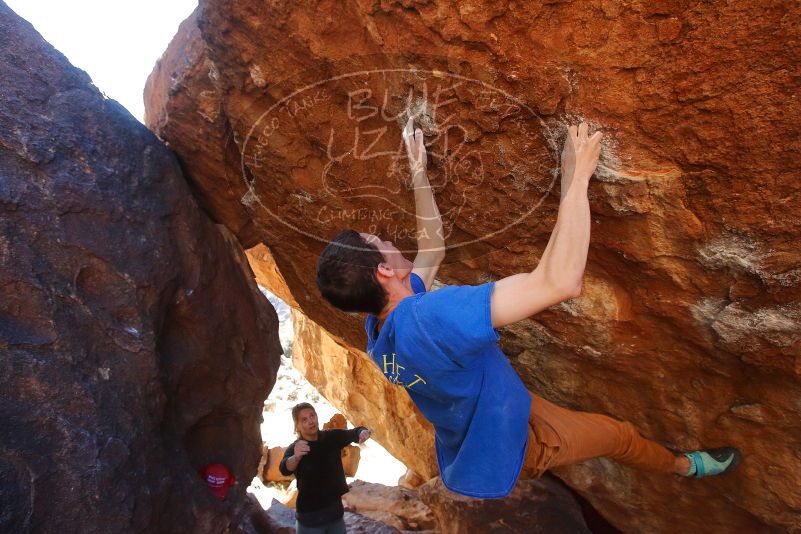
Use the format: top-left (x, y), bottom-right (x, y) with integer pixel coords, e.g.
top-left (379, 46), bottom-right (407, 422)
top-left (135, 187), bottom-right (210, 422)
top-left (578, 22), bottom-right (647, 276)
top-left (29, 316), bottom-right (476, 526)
top-left (404, 118), bottom-right (445, 290)
top-left (491, 123), bottom-right (603, 329)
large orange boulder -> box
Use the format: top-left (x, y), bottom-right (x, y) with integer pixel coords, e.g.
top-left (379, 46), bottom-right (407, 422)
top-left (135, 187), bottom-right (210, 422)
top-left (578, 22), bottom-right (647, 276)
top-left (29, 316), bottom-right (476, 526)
top-left (145, 1), bottom-right (801, 531)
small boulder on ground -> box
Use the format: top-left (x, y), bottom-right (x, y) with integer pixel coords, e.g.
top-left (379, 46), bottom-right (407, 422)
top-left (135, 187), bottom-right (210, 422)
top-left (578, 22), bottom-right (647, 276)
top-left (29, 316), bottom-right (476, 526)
top-left (343, 480), bottom-right (438, 531)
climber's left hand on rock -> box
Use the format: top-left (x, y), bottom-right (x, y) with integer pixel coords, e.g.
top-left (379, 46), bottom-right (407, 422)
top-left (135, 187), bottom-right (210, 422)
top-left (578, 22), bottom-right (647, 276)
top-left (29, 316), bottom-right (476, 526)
top-left (403, 117), bottom-right (427, 178)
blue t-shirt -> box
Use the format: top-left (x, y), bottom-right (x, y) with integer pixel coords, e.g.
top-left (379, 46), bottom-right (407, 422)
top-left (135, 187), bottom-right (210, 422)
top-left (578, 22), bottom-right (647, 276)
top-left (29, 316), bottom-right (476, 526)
top-left (365, 273), bottom-right (531, 498)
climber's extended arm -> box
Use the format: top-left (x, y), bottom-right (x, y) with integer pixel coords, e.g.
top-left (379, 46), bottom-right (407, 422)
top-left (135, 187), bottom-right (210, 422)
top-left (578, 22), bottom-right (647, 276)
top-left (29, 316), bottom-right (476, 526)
top-left (490, 123), bottom-right (603, 328)
top-left (405, 118), bottom-right (445, 290)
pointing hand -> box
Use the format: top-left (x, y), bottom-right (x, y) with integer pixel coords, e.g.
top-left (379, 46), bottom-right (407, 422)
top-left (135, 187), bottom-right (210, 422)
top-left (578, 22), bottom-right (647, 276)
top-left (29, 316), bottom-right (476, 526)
top-left (294, 440), bottom-right (310, 460)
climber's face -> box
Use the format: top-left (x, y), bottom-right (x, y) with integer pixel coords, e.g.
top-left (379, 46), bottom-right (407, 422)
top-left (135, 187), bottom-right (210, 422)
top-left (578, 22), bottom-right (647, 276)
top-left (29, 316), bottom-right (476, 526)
top-left (296, 408), bottom-right (319, 439)
top-left (360, 233), bottom-right (413, 280)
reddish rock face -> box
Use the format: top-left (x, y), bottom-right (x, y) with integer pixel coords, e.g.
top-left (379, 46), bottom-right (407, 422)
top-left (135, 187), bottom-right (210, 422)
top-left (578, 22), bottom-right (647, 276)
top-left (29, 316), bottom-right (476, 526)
top-left (0, 4), bottom-right (281, 532)
top-left (145, 1), bottom-right (801, 531)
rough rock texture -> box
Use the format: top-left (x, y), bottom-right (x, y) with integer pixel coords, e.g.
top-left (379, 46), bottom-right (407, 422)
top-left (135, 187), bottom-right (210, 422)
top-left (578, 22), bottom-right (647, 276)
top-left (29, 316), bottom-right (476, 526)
top-left (262, 500), bottom-right (296, 533)
top-left (343, 481), bottom-right (438, 531)
top-left (397, 469), bottom-right (426, 490)
top-left (239, 495), bottom-right (290, 534)
top-left (146, 1), bottom-right (801, 531)
top-left (419, 475), bottom-right (589, 534)
top-left (0, 3), bottom-right (281, 532)
top-left (266, 499), bottom-right (402, 534)
top-left (147, 5), bottom-right (439, 482)
top-left (341, 512), bottom-right (404, 534)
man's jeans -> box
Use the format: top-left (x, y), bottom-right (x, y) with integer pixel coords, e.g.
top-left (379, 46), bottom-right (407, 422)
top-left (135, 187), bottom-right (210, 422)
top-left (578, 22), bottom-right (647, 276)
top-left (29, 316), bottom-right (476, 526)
top-left (295, 516), bottom-right (346, 534)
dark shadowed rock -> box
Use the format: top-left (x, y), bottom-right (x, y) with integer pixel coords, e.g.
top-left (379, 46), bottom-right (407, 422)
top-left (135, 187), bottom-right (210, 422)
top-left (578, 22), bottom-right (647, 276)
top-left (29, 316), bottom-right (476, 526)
top-left (265, 500), bottom-right (401, 534)
top-left (419, 476), bottom-right (589, 534)
top-left (0, 2), bottom-right (281, 532)
top-left (263, 499), bottom-right (297, 533)
top-left (343, 511), bottom-right (402, 534)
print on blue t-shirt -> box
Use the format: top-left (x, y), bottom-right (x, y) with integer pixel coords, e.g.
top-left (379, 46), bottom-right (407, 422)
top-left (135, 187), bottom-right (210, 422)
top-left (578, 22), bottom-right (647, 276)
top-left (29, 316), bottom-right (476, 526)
top-left (366, 273), bottom-right (531, 498)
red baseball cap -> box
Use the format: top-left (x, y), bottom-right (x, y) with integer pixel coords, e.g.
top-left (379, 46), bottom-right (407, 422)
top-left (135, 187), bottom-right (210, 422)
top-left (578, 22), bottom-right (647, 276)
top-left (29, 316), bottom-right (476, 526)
top-left (200, 463), bottom-right (236, 500)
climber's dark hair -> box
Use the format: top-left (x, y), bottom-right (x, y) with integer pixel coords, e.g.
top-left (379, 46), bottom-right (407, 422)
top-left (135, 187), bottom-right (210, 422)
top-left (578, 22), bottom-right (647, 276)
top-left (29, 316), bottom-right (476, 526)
top-left (316, 229), bottom-right (388, 315)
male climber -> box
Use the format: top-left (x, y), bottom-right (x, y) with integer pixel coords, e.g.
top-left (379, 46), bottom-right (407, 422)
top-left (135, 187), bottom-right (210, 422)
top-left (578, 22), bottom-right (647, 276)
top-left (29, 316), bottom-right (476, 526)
top-left (316, 117), bottom-right (741, 497)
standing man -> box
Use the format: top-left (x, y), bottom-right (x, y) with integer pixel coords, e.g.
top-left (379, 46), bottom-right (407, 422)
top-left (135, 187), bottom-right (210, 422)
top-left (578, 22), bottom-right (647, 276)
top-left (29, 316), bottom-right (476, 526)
top-left (279, 402), bottom-right (371, 533)
top-left (315, 118), bottom-right (740, 498)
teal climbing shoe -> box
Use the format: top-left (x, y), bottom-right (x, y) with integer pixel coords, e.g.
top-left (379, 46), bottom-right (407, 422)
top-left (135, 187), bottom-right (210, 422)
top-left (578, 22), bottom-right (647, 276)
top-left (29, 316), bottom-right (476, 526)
top-left (684, 447), bottom-right (742, 478)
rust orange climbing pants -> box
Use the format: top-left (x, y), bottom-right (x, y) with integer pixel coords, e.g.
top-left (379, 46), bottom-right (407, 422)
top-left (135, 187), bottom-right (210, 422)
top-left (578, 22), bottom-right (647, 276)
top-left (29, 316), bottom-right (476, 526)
top-left (520, 392), bottom-right (677, 479)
